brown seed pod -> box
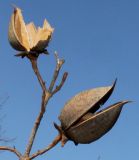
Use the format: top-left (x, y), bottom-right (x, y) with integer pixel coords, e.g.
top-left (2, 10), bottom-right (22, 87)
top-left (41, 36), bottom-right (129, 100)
top-left (66, 101), bottom-right (129, 144)
top-left (59, 80), bottom-right (116, 130)
top-left (59, 80), bottom-right (130, 145)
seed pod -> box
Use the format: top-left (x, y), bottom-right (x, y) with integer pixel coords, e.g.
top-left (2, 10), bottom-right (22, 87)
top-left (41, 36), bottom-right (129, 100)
top-left (8, 8), bottom-right (26, 51)
top-left (8, 7), bottom-right (54, 55)
top-left (59, 81), bottom-right (130, 145)
top-left (59, 80), bottom-right (116, 130)
top-left (66, 101), bottom-right (129, 144)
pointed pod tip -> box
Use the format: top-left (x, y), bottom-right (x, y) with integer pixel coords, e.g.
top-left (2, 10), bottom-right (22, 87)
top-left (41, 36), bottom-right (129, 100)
top-left (11, 4), bottom-right (20, 11)
top-left (112, 78), bottom-right (117, 88)
top-left (121, 100), bottom-right (132, 105)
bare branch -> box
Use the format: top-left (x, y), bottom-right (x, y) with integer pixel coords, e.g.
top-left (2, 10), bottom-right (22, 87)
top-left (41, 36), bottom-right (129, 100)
top-left (49, 52), bottom-right (65, 92)
top-left (52, 72), bottom-right (68, 96)
top-left (25, 57), bottom-right (50, 156)
top-left (29, 57), bottom-right (47, 92)
top-left (25, 53), bottom-right (67, 157)
top-left (30, 134), bottom-right (61, 159)
top-left (25, 91), bottom-right (51, 156)
top-left (0, 146), bottom-right (22, 158)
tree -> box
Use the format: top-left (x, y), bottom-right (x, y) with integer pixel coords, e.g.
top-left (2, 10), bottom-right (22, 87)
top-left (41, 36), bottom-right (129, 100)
top-left (0, 6), bottom-right (130, 160)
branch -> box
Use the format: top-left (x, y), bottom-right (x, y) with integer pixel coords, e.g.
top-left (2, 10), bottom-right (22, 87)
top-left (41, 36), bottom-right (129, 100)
top-left (30, 134), bottom-right (61, 159)
top-left (25, 53), bottom-right (68, 157)
top-left (25, 91), bottom-right (50, 156)
top-left (52, 72), bottom-right (68, 96)
top-left (0, 146), bottom-right (22, 158)
top-left (49, 52), bottom-right (65, 92)
top-left (25, 57), bottom-right (50, 156)
top-left (30, 123), bottom-right (67, 159)
top-left (29, 57), bottom-right (47, 92)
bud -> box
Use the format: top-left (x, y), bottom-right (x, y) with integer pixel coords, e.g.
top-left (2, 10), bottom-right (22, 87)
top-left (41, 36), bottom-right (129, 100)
top-left (8, 7), bottom-right (54, 55)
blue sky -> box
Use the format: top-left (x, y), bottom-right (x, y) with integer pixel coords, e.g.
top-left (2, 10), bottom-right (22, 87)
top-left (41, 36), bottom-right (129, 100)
top-left (0, 0), bottom-right (139, 160)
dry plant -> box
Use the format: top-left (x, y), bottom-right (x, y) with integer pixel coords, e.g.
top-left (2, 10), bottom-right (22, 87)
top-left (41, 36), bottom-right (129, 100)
top-left (0, 7), bottom-right (131, 160)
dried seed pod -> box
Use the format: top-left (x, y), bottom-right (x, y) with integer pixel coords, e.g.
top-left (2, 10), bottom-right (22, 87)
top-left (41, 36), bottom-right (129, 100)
top-left (66, 101), bottom-right (129, 144)
top-left (59, 81), bottom-right (130, 145)
top-left (8, 7), bottom-right (54, 55)
top-left (8, 8), bottom-right (26, 51)
top-left (59, 80), bottom-right (116, 130)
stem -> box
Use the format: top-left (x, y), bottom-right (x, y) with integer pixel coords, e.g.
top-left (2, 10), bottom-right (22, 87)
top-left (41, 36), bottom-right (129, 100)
top-left (30, 134), bottom-right (61, 159)
top-left (49, 52), bottom-right (65, 92)
top-left (25, 58), bottom-right (50, 156)
top-left (30, 58), bottom-right (47, 92)
top-left (24, 54), bottom-right (67, 157)
top-left (0, 53), bottom-right (67, 159)
top-left (52, 72), bottom-right (68, 95)
top-left (0, 146), bottom-right (22, 158)
top-left (25, 92), bottom-right (50, 156)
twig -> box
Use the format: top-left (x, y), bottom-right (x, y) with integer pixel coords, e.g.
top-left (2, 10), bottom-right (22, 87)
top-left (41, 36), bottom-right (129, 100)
top-left (29, 57), bottom-right (47, 92)
top-left (25, 91), bottom-right (50, 156)
top-left (25, 53), bottom-right (67, 157)
top-left (30, 134), bottom-right (61, 159)
top-left (0, 146), bottom-right (22, 158)
top-left (0, 53), bottom-right (67, 159)
top-left (30, 123), bottom-right (67, 159)
top-left (49, 52), bottom-right (65, 92)
top-left (52, 72), bottom-right (68, 96)
top-left (25, 57), bottom-right (50, 156)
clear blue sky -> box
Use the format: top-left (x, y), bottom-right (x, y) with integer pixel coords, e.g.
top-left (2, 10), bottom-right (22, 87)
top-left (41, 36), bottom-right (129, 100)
top-left (0, 0), bottom-right (138, 160)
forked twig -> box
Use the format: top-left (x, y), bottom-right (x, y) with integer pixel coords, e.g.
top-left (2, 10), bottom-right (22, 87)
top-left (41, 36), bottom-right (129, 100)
top-left (25, 57), bottom-right (50, 156)
top-left (24, 54), bottom-right (67, 157)
top-left (52, 72), bottom-right (68, 95)
top-left (49, 52), bottom-right (65, 92)
top-left (0, 53), bottom-right (67, 159)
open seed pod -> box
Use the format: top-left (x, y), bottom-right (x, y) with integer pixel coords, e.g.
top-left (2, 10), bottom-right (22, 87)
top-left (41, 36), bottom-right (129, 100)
top-left (8, 7), bottom-right (53, 56)
top-left (66, 101), bottom-right (129, 144)
top-left (59, 80), bottom-right (130, 145)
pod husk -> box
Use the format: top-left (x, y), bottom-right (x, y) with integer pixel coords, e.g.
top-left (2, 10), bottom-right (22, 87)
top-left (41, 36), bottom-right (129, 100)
top-left (8, 9), bottom-right (28, 51)
top-left (66, 101), bottom-right (129, 144)
top-left (59, 81), bottom-right (116, 130)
